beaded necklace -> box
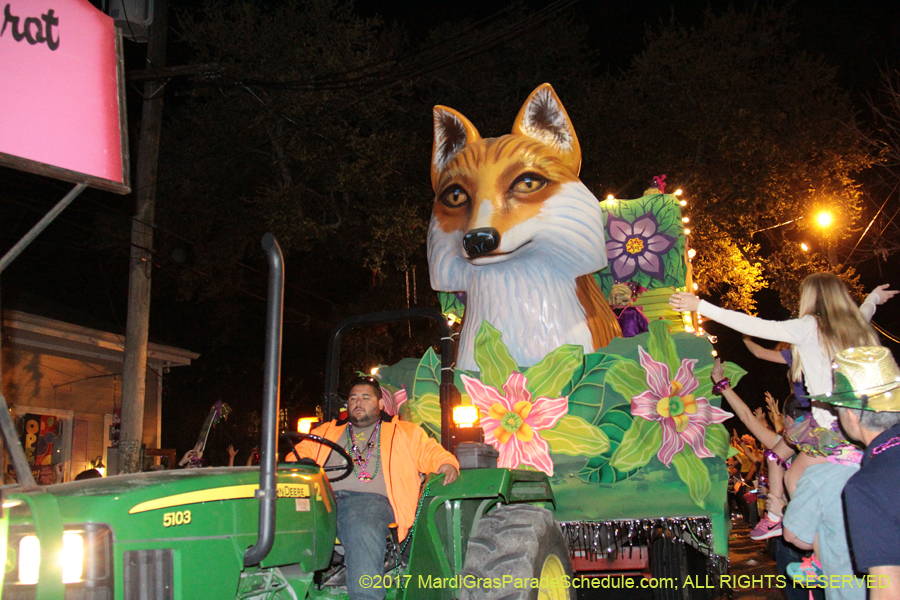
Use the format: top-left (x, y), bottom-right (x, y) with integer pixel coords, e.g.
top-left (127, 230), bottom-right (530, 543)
top-left (872, 435), bottom-right (900, 456)
top-left (347, 421), bottom-right (381, 481)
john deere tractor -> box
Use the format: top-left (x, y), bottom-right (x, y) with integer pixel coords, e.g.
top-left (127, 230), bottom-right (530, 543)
top-left (0, 235), bottom-right (574, 600)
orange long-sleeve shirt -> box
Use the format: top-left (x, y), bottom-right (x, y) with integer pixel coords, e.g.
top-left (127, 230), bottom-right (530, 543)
top-left (291, 413), bottom-right (459, 541)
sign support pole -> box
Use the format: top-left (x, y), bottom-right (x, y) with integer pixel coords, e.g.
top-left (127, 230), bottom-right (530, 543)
top-left (119, 0), bottom-right (167, 474)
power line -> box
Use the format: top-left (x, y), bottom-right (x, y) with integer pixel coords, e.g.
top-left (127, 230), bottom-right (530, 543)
top-left (872, 320), bottom-right (900, 345)
top-left (0, 194), bottom-right (315, 323)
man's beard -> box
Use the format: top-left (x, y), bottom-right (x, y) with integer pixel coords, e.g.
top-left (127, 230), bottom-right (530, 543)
top-left (350, 411), bottom-right (380, 428)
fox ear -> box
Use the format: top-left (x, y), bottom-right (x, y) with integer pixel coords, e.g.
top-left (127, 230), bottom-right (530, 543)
top-left (432, 106), bottom-right (481, 190)
top-left (512, 83), bottom-right (582, 175)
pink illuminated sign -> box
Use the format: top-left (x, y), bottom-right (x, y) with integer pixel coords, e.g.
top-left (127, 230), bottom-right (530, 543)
top-left (0, 0), bottom-right (130, 193)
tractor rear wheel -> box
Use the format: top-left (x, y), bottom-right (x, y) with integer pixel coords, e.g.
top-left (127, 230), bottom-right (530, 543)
top-left (459, 504), bottom-right (574, 600)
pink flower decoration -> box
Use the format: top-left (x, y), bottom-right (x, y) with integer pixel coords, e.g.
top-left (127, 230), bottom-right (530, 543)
top-left (461, 372), bottom-right (568, 476)
top-left (632, 347), bottom-right (731, 466)
top-left (381, 386), bottom-right (407, 417)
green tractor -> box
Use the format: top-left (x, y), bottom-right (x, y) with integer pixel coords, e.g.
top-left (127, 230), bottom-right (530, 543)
top-left (0, 235), bottom-right (575, 600)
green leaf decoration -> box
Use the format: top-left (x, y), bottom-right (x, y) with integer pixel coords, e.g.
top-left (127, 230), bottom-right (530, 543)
top-left (671, 449), bottom-right (711, 509)
top-left (649, 319), bottom-right (680, 375)
top-left (693, 361), bottom-right (747, 405)
top-left (693, 364), bottom-right (713, 387)
top-left (723, 360), bottom-right (748, 387)
top-left (406, 348), bottom-right (443, 439)
top-left (577, 406), bottom-right (640, 483)
top-left (610, 417), bottom-right (661, 472)
top-left (473, 321), bottom-right (518, 389)
top-left (438, 291), bottom-right (465, 322)
top-left (543, 415), bottom-right (610, 456)
top-left (704, 424), bottom-right (730, 458)
top-left (605, 357), bottom-right (647, 401)
top-left (524, 345), bottom-right (583, 399)
top-left (561, 352), bottom-right (623, 424)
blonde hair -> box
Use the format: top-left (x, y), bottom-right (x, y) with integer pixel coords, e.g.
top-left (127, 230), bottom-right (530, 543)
top-left (609, 283), bottom-right (633, 306)
top-left (790, 273), bottom-right (879, 381)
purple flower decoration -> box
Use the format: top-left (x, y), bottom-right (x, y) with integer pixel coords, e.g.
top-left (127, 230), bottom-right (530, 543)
top-left (606, 213), bottom-right (676, 281)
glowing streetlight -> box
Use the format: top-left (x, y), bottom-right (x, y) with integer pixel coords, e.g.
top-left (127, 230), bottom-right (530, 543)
top-left (800, 243), bottom-right (809, 252)
top-left (814, 210), bottom-right (837, 266)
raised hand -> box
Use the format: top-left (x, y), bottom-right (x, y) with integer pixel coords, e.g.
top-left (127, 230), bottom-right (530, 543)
top-left (753, 407), bottom-right (770, 430)
top-left (669, 292), bottom-right (701, 312)
top-left (764, 392), bottom-right (784, 432)
top-left (870, 284), bottom-right (899, 304)
top-left (711, 358), bottom-right (725, 382)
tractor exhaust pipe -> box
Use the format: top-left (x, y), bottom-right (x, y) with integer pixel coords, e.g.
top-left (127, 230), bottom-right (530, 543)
top-left (244, 233), bottom-right (284, 567)
top-left (324, 308), bottom-right (455, 450)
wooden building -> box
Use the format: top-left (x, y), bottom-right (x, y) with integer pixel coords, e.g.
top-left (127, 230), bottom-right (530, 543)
top-left (1, 309), bottom-right (198, 483)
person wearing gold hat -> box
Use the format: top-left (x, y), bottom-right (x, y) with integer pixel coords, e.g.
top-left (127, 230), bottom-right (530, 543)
top-left (811, 346), bottom-right (900, 600)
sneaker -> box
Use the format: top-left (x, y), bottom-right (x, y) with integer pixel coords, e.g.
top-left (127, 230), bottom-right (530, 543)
top-left (750, 514), bottom-right (783, 540)
top-left (787, 556), bottom-right (825, 587)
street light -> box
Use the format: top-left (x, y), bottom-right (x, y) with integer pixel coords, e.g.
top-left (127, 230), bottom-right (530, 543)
top-left (816, 211), bottom-right (833, 228)
top-left (814, 210), bottom-right (836, 266)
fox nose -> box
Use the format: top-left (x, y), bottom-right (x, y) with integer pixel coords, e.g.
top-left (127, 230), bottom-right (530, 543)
top-left (463, 228), bottom-right (500, 257)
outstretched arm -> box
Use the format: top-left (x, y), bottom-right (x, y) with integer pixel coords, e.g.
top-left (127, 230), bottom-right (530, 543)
top-left (669, 293), bottom-right (814, 344)
top-left (742, 336), bottom-right (787, 364)
top-left (711, 359), bottom-right (779, 449)
top-left (860, 284), bottom-right (898, 321)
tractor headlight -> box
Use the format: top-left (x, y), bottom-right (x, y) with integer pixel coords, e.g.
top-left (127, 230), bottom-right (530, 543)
top-left (17, 535), bottom-right (40, 585)
top-left (62, 532), bottom-right (85, 583)
top-left (6, 522), bottom-right (112, 599)
top-left (17, 532), bottom-right (84, 584)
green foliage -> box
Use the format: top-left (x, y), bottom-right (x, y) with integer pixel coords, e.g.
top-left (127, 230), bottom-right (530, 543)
top-left (693, 359), bottom-right (747, 403)
top-left (438, 292), bottom-right (465, 323)
top-left (523, 345), bottom-right (584, 399)
top-left (705, 424), bottom-right (731, 459)
top-left (402, 348), bottom-right (442, 439)
top-left (542, 415), bottom-right (610, 457)
top-left (473, 321), bottom-right (519, 389)
top-left (604, 358), bottom-right (646, 403)
top-left (610, 417), bottom-right (661, 472)
top-left (585, 4), bottom-right (873, 311)
top-left (671, 449), bottom-right (712, 509)
top-left (648, 319), bottom-right (680, 376)
top-left (576, 406), bottom-right (639, 483)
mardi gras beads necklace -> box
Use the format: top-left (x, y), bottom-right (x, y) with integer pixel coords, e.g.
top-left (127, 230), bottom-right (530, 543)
top-left (347, 421), bottom-right (381, 481)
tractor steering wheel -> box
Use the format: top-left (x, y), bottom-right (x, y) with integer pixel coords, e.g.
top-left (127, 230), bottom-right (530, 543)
top-left (280, 432), bottom-right (354, 483)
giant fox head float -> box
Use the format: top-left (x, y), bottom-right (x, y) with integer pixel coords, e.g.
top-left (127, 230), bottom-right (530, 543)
top-left (428, 83), bottom-right (621, 371)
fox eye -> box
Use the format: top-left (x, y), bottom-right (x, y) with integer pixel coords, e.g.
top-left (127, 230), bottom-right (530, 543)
top-left (512, 173), bottom-right (547, 193)
top-left (440, 185), bottom-right (470, 208)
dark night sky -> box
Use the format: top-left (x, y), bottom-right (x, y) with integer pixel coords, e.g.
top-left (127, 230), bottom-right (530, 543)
top-left (3, 0), bottom-right (900, 451)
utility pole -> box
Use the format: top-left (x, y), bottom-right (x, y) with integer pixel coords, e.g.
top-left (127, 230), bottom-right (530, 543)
top-left (119, 0), bottom-right (167, 474)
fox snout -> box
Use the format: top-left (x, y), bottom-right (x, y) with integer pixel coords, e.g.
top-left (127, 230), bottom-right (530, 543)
top-left (463, 227), bottom-right (500, 257)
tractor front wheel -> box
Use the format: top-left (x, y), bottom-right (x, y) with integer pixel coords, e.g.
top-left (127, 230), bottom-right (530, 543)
top-left (459, 504), bottom-right (574, 600)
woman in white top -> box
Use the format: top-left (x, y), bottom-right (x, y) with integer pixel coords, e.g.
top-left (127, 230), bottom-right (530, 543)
top-left (670, 274), bottom-right (895, 515)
